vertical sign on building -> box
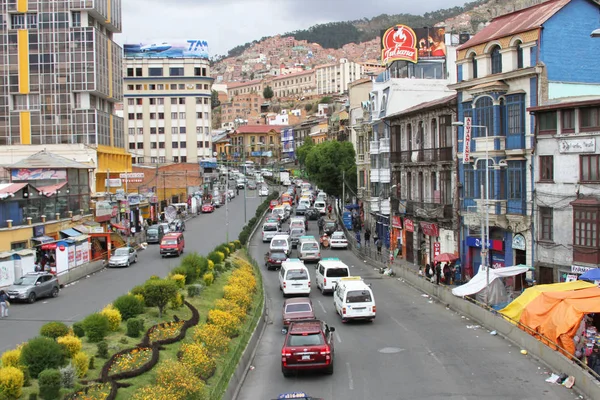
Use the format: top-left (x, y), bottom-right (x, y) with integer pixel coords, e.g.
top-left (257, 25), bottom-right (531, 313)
top-left (433, 242), bottom-right (441, 259)
top-left (463, 117), bottom-right (472, 163)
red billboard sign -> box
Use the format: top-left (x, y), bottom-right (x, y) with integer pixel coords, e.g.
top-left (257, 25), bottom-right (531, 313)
top-left (392, 216), bottom-right (402, 229)
top-left (463, 117), bottom-right (472, 163)
top-left (381, 25), bottom-right (418, 65)
top-left (404, 218), bottom-right (414, 232)
top-left (420, 222), bottom-right (439, 237)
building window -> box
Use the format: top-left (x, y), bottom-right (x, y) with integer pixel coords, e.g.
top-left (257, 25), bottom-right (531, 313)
top-left (471, 54), bottom-right (478, 79)
top-left (540, 207), bottom-right (553, 241)
top-left (205, 141), bottom-right (209, 148)
top-left (194, 67), bottom-right (202, 76)
top-left (171, 127), bottom-right (178, 134)
top-left (581, 154), bottom-right (600, 182)
top-left (180, 141), bottom-right (186, 148)
top-left (574, 207), bottom-right (599, 248)
top-left (151, 142), bottom-right (157, 149)
top-left (151, 157), bottom-right (157, 164)
top-left (538, 111), bottom-right (557, 134)
top-left (136, 113), bottom-right (142, 119)
top-left (180, 127), bottom-right (186, 134)
top-left (196, 127), bottom-right (203, 134)
top-left (179, 97), bottom-right (185, 105)
top-left (158, 127), bottom-right (165, 134)
top-left (516, 42), bottom-right (524, 69)
top-left (171, 98), bottom-right (177, 105)
top-left (173, 142), bottom-right (179, 148)
top-left (169, 67), bottom-right (184, 76)
top-left (128, 128), bottom-right (135, 135)
top-left (580, 107), bottom-right (600, 131)
top-left (159, 156), bottom-right (166, 163)
top-left (171, 112), bottom-right (177, 119)
top-left (173, 157), bottom-right (179, 163)
top-left (72, 11), bottom-right (81, 27)
top-left (506, 94), bottom-right (525, 137)
top-left (137, 157), bottom-right (144, 164)
top-left (490, 46), bottom-right (502, 74)
top-left (539, 155), bottom-right (554, 182)
top-left (136, 68), bottom-right (142, 77)
top-left (158, 113), bottom-right (164, 120)
top-left (562, 109), bottom-right (575, 133)
top-left (148, 67), bottom-right (163, 77)
top-left (474, 97), bottom-right (493, 137)
top-left (181, 156), bottom-right (187, 162)
top-left (179, 112), bottom-right (186, 119)
top-left (150, 127), bottom-right (156, 134)
top-left (128, 113), bottom-right (135, 120)
top-left (128, 143), bottom-right (135, 150)
top-left (197, 141), bottom-right (204, 148)
top-left (149, 113), bottom-right (156, 119)
top-left (463, 164), bottom-right (475, 199)
top-left (507, 161), bottom-right (524, 200)
top-left (196, 112), bottom-right (202, 119)
top-left (137, 142), bottom-right (143, 149)
top-left (159, 142), bottom-right (165, 149)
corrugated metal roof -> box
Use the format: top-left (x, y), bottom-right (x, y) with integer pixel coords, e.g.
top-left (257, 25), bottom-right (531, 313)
top-left (527, 96), bottom-right (600, 112)
top-left (0, 182), bottom-right (27, 199)
top-left (5, 150), bottom-right (92, 169)
top-left (37, 182), bottom-right (67, 197)
top-left (457, 0), bottom-right (571, 51)
top-left (384, 94), bottom-right (457, 120)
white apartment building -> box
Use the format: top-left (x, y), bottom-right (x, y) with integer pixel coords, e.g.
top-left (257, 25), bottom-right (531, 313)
top-left (315, 59), bottom-right (365, 95)
top-left (123, 58), bottom-right (214, 164)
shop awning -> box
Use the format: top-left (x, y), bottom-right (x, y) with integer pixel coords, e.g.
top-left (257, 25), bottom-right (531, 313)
top-left (0, 251), bottom-right (13, 259)
top-left (60, 228), bottom-right (82, 238)
top-left (41, 243), bottom-right (57, 250)
top-left (452, 265), bottom-right (531, 297)
top-left (37, 182), bottom-right (67, 197)
top-left (73, 224), bottom-right (90, 233)
top-left (111, 223), bottom-right (126, 230)
top-left (32, 236), bottom-right (55, 244)
top-left (14, 249), bottom-right (36, 257)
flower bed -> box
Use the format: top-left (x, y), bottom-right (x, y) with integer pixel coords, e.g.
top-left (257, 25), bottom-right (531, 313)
top-left (147, 321), bottom-right (185, 343)
top-left (107, 347), bottom-right (153, 376)
top-left (64, 382), bottom-right (116, 400)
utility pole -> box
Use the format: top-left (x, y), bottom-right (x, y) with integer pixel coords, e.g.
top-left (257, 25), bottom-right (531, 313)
top-left (243, 143), bottom-right (247, 223)
top-left (163, 172), bottom-right (167, 211)
top-left (481, 183), bottom-right (489, 304)
top-left (342, 170), bottom-right (345, 207)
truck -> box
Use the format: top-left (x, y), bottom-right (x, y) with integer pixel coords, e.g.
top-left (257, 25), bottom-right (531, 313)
top-left (279, 171), bottom-right (291, 186)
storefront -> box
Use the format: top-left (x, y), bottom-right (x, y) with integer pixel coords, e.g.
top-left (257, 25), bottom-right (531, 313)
top-left (419, 221), bottom-right (439, 266)
top-left (559, 265), bottom-right (595, 283)
top-left (403, 218), bottom-right (414, 264)
top-left (391, 216), bottom-right (402, 259)
top-left (53, 235), bottom-right (91, 278)
top-left (464, 236), bottom-right (505, 279)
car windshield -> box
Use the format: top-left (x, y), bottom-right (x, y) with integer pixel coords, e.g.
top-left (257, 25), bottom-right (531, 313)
top-left (13, 276), bottom-right (38, 286)
top-left (302, 243), bottom-right (318, 251)
top-left (271, 252), bottom-right (287, 260)
top-left (114, 248), bottom-right (129, 256)
top-left (325, 222), bottom-right (336, 228)
top-left (272, 240), bottom-right (287, 247)
top-left (326, 268), bottom-right (349, 278)
top-left (147, 228), bottom-right (158, 234)
top-left (286, 269), bottom-right (308, 280)
top-left (263, 225), bottom-right (277, 232)
top-left (285, 303), bottom-right (312, 313)
top-left (287, 333), bottom-right (324, 346)
top-left (291, 229), bottom-right (304, 236)
top-left (332, 233), bottom-right (345, 239)
top-left (297, 204), bottom-right (307, 210)
top-left (346, 290), bottom-right (372, 303)
top-left (162, 240), bottom-right (177, 245)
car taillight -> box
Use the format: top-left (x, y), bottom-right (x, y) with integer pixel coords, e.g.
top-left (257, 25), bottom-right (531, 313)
top-left (342, 307), bottom-right (346, 315)
top-left (319, 346), bottom-right (331, 356)
top-left (372, 306), bottom-right (376, 313)
top-left (308, 281), bottom-right (311, 288)
top-left (317, 253), bottom-right (321, 257)
top-left (283, 282), bottom-right (286, 289)
top-left (323, 278), bottom-right (327, 286)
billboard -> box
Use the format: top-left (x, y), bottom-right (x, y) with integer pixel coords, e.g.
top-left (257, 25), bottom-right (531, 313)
top-left (123, 40), bottom-right (209, 59)
top-left (11, 168), bottom-right (66, 181)
top-left (381, 25), bottom-right (446, 65)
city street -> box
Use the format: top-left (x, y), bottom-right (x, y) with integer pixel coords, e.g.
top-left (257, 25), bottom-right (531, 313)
top-left (240, 215), bottom-right (579, 400)
top-left (0, 191), bottom-right (263, 353)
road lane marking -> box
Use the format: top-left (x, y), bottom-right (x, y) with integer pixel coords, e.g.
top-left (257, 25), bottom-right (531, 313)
top-left (426, 346), bottom-right (443, 365)
top-left (335, 331), bottom-right (342, 343)
top-left (390, 316), bottom-right (409, 332)
top-left (346, 362), bottom-right (354, 390)
top-left (317, 300), bottom-right (327, 314)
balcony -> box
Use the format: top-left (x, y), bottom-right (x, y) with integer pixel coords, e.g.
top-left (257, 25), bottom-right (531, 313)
top-left (379, 169), bottom-right (391, 183)
top-left (370, 169), bottom-right (379, 183)
top-left (406, 200), bottom-right (453, 220)
top-left (379, 138), bottom-right (390, 153)
top-left (392, 147), bottom-right (453, 164)
top-left (357, 154), bottom-right (365, 163)
top-left (370, 141), bottom-right (380, 155)
top-left (370, 197), bottom-right (380, 213)
top-left (473, 136), bottom-right (506, 152)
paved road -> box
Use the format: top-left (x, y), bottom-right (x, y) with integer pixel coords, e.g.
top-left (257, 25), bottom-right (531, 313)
top-left (240, 215), bottom-right (580, 400)
top-left (0, 189), bottom-right (264, 353)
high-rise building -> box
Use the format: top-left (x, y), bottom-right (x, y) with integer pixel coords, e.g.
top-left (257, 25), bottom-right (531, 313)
top-left (0, 0), bottom-right (131, 192)
top-left (122, 58), bottom-right (213, 164)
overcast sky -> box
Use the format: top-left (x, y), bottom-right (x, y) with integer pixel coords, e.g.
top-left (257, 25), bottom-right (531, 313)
top-left (117, 0), bottom-right (469, 57)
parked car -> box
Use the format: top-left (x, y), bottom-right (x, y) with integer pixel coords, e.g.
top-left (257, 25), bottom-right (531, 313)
top-left (264, 250), bottom-right (288, 270)
top-left (6, 272), bottom-right (60, 303)
top-left (282, 298), bottom-right (315, 326)
top-left (146, 224), bottom-right (165, 244)
top-left (281, 319), bottom-right (335, 377)
top-left (109, 246), bottom-right (138, 267)
top-left (201, 203), bottom-right (215, 213)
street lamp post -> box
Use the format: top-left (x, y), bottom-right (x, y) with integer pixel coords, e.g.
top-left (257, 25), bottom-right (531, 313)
top-left (453, 121), bottom-right (491, 304)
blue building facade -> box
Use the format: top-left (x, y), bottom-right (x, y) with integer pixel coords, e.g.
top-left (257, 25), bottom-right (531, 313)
top-left (281, 128), bottom-right (295, 160)
top-left (449, 0), bottom-right (600, 280)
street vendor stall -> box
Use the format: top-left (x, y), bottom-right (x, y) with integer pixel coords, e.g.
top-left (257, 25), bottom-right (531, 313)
top-left (53, 235), bottom-right (91, 277)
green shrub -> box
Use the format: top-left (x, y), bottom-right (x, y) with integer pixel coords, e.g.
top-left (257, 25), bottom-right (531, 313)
top-left (37, 369), bottom-right (61, 400)
top-left (203, 272), bottom-right (214, 286)
top-left (96, 341), bottom-right (108, 359)
top-left (82, 313), bottom-right (110, 343)
top-left (143, 279), bottom-right (179, 318)
top-left (88, 356), bottom-right (95, 370)
top-left (19, 337), bottom-right (65, 378)
top-left (170, 265), bottom-right (187, 276)
top-left (181, 253), bottom-right (204, 283)
top-left (22, 367), bottom-right (31, 387)
top-left (126, 318), bottom-right (144, 338)
top-left (233, 240), bottom-right (241, 249)
top-left (148, 275), bottom-right (160, 281)
top-left (224, 260), bottom-right (234, 270)
top-left (112, 294), bottom-right (145, 321)
top-left (29, 393), bottom-right (37, 400)
top-left (248, 217), bottom-right (257, 227)
top-left (71, 322), bottom-right (85, 338)
top-left (39, 322), bottom-right (70, 340)
top-left (186, 284), bottom-right (204, 298)
top-left (130, 284), bottom-right (146, 297)
top-left (239, 230), bottom-right (249, 245)
top-left (228, 242), bottom-right (236, 253)
top-left (207, 251), bottom-right (224, 266)
top-left (59, 363), bottom-right (76, 389)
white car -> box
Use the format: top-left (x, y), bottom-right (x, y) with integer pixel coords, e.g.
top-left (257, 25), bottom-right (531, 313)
top-left (259, 186), bottom-right (269, 196)
top-left (330, 231), bottom-right (348, 249)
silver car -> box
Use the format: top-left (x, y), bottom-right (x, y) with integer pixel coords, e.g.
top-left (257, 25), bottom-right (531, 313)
top-left (6, 272), bottom-right (60, 303)
top-left (108, 246), bottom-right (138, 268)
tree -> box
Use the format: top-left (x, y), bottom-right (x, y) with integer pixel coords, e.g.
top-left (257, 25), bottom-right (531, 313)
top-left (305, 141), bottom-right (356, 198)
top-left (319, 96), bottom-right (332, 104)
top-left (143, 279), bottom-right (179, 318)
top-left (295, 137), bottom-right (314, 166)
top-left (304, 103), bottom-right (313, 112)
top-left (263, 86), bottom-right (274, 101)
top-left (211, 90), bottom-right (221, 109)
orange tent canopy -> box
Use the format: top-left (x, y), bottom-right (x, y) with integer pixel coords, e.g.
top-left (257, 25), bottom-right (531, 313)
top-left (519, 287), bottom-right (600, 356)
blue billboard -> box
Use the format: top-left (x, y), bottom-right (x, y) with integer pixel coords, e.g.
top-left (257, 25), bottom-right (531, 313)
top-left (123, 40), bottom-right (209, 59)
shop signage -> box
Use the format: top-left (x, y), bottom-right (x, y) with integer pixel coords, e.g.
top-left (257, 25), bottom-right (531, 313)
top-left (512, 234), bottom-right (526, 251)
top-left (466, 236), bottom-right (504, 252)
top-left (33, 225), bottom-right (45, 237)
top-left (491, 252), bottom-right (505, 269)
top-left (119, 172), bottom-right (145, 183)
top-left (96, 201), bottom-right (113, 222)
top-left (433, 242), bottom-right (441, 258)
top-left (571, 265), bottom-right (593, 274)
top-left (404, 218), bottom-right (414, 232)
top-left (105, 179), bottom-right (122, 188)
top-left (381, 25), bottom-right (418, 65)
top-left (463, 117), bottom-right (472, 163)
top-left (419, 222), bottom-right (439, 237)
top-left (128, 194), bottom-right (141, 206)
top-left (11, 168), bottom-right (66, 181)
top-left (558, 138), bottom-right (595, 154)
top-left (392, 216), bottom-right (402, 229)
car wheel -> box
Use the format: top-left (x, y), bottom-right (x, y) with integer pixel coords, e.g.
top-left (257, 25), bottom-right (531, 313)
top-left (325, 362), bottom-right (334, 375)
top-left (134, 256), bottom-right (138, 263)
top-left (126, 261), bottom-right (131, 267)
top-left (51, 287), bottom-right (59, 298)
top-left (28, 292), bottom-right (36, 304)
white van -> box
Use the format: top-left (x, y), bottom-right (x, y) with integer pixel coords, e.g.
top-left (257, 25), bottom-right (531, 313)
top-left (270, 234), bottom-right (291, 256)
top-left (316, 192), bottom-right (327, 202)
top-left (298, 198), bottom-right (311, 209)
top-left (298, 236), bottom-right (320, 262)
top-left (314, 200), bottom-right (327, 215)
top-left (333, 277), bottom-right (376, 322)
top-left (279, 259), bottom-right (311, 296)
top-left (261, 222), bottom-right (279, 242)
top-left (272, 206), bottom-right (286, 221)
top-left (289, 227), bottom-right (306, 248)
top-left (315, 258), bottom-right (350, 294)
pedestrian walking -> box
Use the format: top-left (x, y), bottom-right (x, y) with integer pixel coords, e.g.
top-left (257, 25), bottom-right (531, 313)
top-left (587, 346), bottom-right (600, 377)
top-left (0, 290), bottom-right (9, 318)
top-left (375, 236), bottom-right (382, 255)
top-left (327, 204), bottom-right (333, 218)
top-left (355, 230), bottom-right (361, 249)
top-left (443, 263), bottom-right (452, 285)
top-left (425, 263), bottom-right (432, 280)
top-left (364, 228), bottom-right (371, 247)
top-left (318, 216), bottom-right (325, 236)
top-left (435, 262), bottom-right (442, 286)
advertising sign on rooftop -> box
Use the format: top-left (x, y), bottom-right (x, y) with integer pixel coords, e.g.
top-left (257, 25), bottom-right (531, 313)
top-left (123, 40), bottom-right (209, 59)
top-left (381, 25), bottom-right (446, 65)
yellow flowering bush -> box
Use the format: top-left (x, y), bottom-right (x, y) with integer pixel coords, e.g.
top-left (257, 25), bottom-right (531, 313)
top-left (214, 298), bottom-right (246, 322)
top-left (233, 240), bottom-right (241, 249)
top-left (192, 324), bottom-right (230, 355)
top-left (170, 273), bottom-right (186, 289)
top-left (100, 304), bottom-right (122, 332)
top-left (207, 260), bottom-right (215, 272)
top-left (203, 272), bottom-right (214, 286)
top-left (207, 309), bottom-right (239, 337)
top-left (57, 335), bottom-right (82, 358)
top-left (0, 366), bottom-right (24, 399)
top-left (170, 292), bottom-right (184, 309)
top-left (180, 343), bottom-right (216, 380)
top-left (228, 242), bottom-right (236, 252)
top-left (1, 348), bottom-right (21, 368)
top-left (132, 360), bottom-right (207, 400)
top-left (73, 351), bottom-right (89, 378)
top-left (133, 293), bottom-right (145, 304)
top-left (227, 273), bottom-right (256, 293)
top-left (223, 284), bottom-right (253, 311)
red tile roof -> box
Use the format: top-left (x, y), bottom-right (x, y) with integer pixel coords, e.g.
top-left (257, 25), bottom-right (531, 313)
top-left (457, 0), bottom-right (570, 51)
top-left (0, 183), bottom-right (27, 198)
top-left (37, 182), bottom-right (67, 197)
top-left (234, 125), bottom-right (287, 134)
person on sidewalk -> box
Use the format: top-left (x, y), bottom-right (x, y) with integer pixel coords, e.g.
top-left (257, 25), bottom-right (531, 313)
top-left (364, 228), bottom-right (371, 247)
top-left (375, 237), bottom-right (382, 255)
top-left (435, 262), bottom-right (442, 285)
top-left (0, 290), bottom-right (9, 318)
top-left (355, 230), bottom-right (361, 249)
top-left (425, 263), bottom-right (432, 280)
top-left (443, 263), bottom-right (452, 285)
top-left (587, 346), bottom-right (600, 377)
top-left (318, 216), bottom-right (325, 236)
top-left (327, 204), bottom-right (333, 218)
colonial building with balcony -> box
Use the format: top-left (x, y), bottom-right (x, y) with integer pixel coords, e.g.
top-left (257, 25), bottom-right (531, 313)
top-left (292, 118), bottom-right (320, 149)
top-left (449, 0), bottom-right (600, 280)
top-left (529, 97), bottom-right (600, 283)
top-left (387, 95), bottom-right (457, 266)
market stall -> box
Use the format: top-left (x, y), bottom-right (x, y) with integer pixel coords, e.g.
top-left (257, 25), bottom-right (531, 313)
top-left (53, 235), bottom-right (91, 277)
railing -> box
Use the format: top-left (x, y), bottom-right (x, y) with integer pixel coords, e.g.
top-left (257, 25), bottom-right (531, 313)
top-left (357, 154), bottom-right (365, 163)
top-left (392, 147), bottom-right (453, 164)
top-left (406, 200), bottom-right (453, 220)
